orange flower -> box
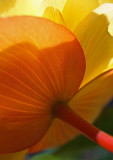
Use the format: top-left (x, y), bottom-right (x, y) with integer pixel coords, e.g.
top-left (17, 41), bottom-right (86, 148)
top-left (0, 16), bottom-right (85, 154)
top-left (0, 1), bottom-right (112, 160)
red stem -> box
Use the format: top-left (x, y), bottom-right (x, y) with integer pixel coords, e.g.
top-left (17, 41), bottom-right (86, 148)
top-left (54, 103), bottom-right (113, 153)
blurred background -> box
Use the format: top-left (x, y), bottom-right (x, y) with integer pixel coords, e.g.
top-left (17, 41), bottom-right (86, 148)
top-left (26, 99), bottom-right (113, 160)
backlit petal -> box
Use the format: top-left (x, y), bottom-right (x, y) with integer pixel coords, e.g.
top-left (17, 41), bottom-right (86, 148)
top-left (29, 117), bottom-right (79, 153)
top-left (42, 7), bottom-right (65, 25)
top-left (62, 0), bottom-right (99, 31)
top-left (30, 69), bottom-right (113, 153)
top-left (41, 0), bottom-right (66, 13)
top-left (0, 16), bottom-right (85, 153)
top-left (0, 0), bottom-right (16, 14)
top-left (70, 69), bottom-right (113, 124)
top-left (0, 0), bottom-right (66, 17)
top-left (99, 0), bottom-right (113, 4)
top-left (0, 0), bottom-right (42, 17)
top-left (0, 150), bottom-right (28, 160)
top-left (74, 3), bottom-right (113, 87)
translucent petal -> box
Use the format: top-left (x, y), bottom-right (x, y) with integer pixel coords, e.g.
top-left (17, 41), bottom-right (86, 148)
top-left (30, 69), bottom-right (113, 153)
top-left (0, 150), bottom-right (28, 160)
top-left (41, 0), bottom-right (66, 13)
top-left (62, 0), bottom-right (99, 31)
top-left (0, 0), bottom-right (42, 17)
top-left (42, 7), bottom-right (65, 25)
top-left (0, 0), bottom-right (16, 14)
top-left (0, 0), bottom-right (66, 17)
top-left (29, 118), bottom-right (79, 153)
top-left (99, 0), bottom-right (113, 4)
top-left (74, 3), bottom-right (113, 87)
top-left (70, 70), bottom-right (113, 124)
top-left (0, 16), bottom-right (85, 153)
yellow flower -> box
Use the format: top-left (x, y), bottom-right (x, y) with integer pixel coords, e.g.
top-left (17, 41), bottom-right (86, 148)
top-left (0, 0), bottom-right (113, 160)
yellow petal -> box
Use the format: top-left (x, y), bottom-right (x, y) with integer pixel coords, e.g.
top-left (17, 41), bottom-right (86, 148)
top-left (99, 0), bottom-right (113, 4)
top-left (0, 0), bottom-right (16, 14)
top-left (69, 69), bottom-right (113, 124)
top-left (62, 0), bottom-right (99, 31)
top-left (29, 117), bottom-right (79, 153)
top-left (41, 0), bottom-right (66, 13)
top-left (30, 69), bottom-right (113, 153)
top-left (74, 3), bottom-right (113, 87)
top-left (0, 0), bottom-right (66, 17)
top-left (0, 150), bottom-right (28, 160)
top-left (42, 7), bottom-right (65, 25)
top-left (0, 0), bottom-right (42, 17)
top-left (108, 16), bottom-right (113, 36)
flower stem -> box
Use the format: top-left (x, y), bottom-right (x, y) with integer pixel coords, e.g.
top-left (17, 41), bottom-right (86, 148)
top-left (54, 103), bottom-right (113, 153)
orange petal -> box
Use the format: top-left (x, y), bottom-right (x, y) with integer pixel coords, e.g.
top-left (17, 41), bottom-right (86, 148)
top-left (0, 16), bottom-right (74, 50)
top-left (29, 69), bottom-right (113, 153)
top-left (29, 117), bottom-right (79, 153)
top-left (0, 16), bottom-right (85, 153)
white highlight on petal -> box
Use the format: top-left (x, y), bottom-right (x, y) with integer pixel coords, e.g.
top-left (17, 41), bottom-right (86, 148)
top-left (108, 18), bottom-right (113, 36)
top-left (108, 58), bottom-right (113, 68)
top-left (94, 3), bottom-right (113, 21)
